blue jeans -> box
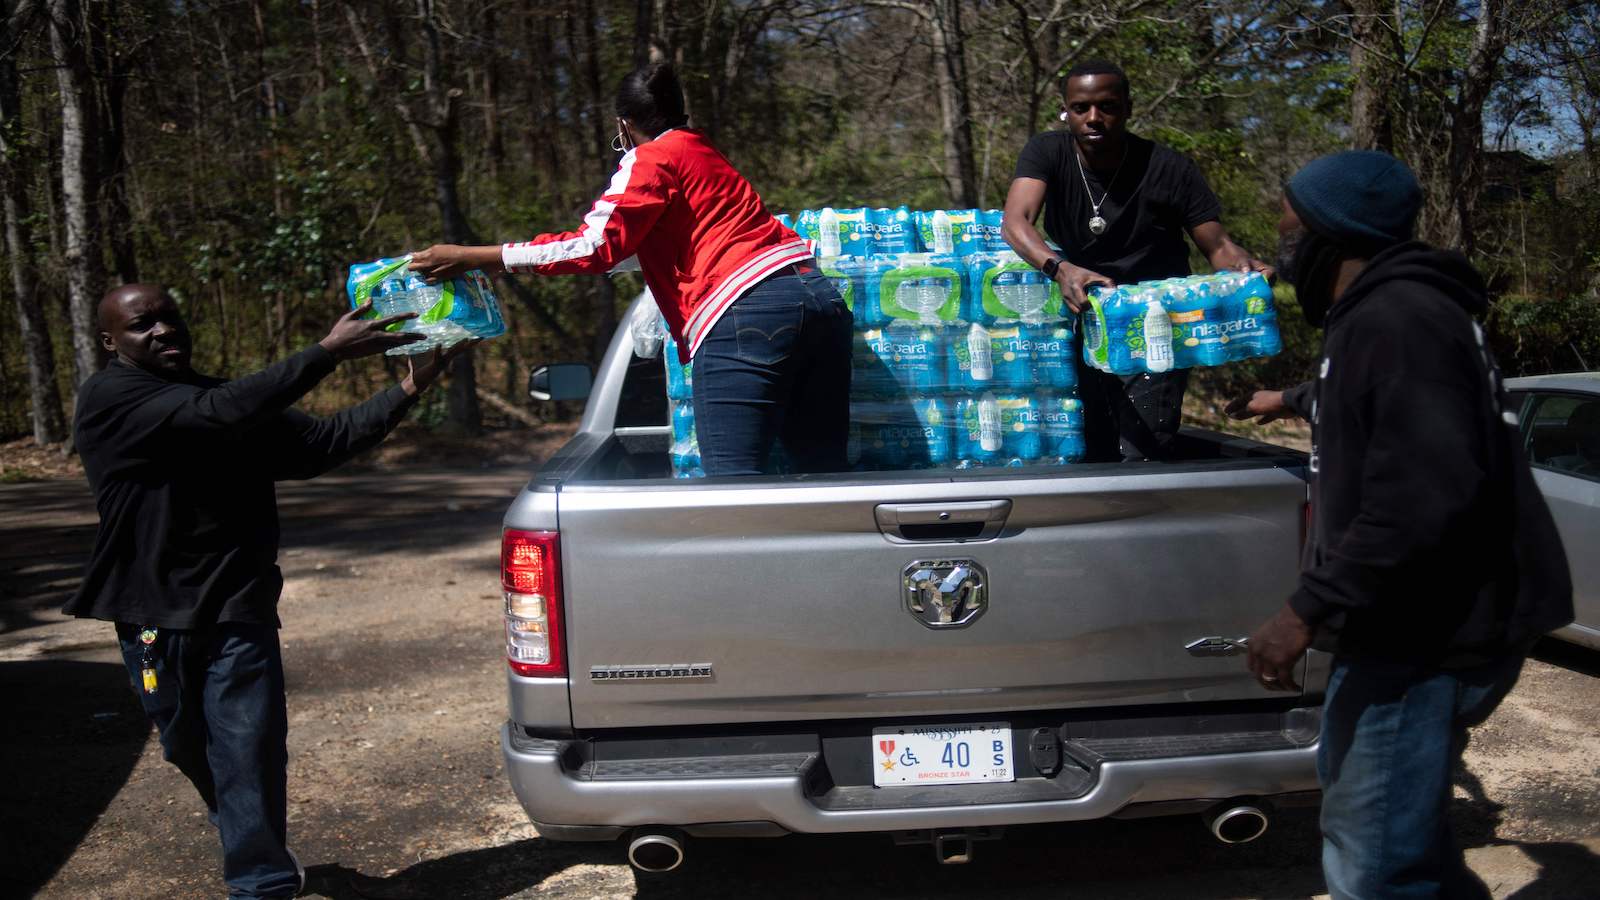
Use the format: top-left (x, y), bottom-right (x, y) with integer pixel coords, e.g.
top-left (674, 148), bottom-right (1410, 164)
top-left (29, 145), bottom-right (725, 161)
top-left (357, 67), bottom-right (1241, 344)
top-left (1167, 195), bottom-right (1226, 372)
top-left (691, 269), bottom-right (853, 476)
top-left (1318, 654), bottom-right (1524, 900)
top-left (117, 622), bottom-right (298, 899)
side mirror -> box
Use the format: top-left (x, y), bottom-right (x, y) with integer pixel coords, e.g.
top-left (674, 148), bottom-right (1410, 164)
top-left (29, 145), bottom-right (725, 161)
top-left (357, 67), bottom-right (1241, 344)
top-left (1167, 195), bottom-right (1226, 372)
top-left (528, 363), bottom-right (593, 402)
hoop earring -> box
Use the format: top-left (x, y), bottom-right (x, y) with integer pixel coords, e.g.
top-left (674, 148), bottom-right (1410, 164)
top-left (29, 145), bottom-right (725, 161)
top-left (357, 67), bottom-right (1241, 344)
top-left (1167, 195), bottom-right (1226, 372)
top-left (1058, 111), bottom-right (1069, 122)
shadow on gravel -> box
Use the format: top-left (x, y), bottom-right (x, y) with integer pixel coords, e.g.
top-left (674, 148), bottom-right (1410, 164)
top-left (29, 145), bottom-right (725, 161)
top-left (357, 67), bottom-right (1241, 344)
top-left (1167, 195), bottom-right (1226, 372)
top-left (1503, 840), bottom-right (1600, 899)
top-left (1529, 635), bottom-right (1600, 678)
top-left (1454, 756), bottom-right (1600, 900)
top-left (306, 809), bottom-right (1330, 899)
top-left (0, 658), bottom-right (148, 897)
top-left (304, 840), bottom-right (615, 899)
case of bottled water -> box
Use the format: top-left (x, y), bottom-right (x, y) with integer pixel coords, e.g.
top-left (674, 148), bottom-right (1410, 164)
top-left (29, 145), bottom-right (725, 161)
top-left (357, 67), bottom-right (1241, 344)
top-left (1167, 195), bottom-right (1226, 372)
top-left (913, 209), bottom-right (988, 256)
top-left (346, 256), bottom-right (506, 356)
top-left (796, 207), bottom-right (870, 258)
top-left (820, 255), bottom-right (893, 329)
top-left (1082, 271), bottom-right (1281, 376)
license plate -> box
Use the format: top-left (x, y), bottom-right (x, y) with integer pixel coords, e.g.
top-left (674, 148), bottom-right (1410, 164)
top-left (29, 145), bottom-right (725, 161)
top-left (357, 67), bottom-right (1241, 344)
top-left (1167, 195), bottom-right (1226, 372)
top-left (871, 722), bottom-right (1014, 787)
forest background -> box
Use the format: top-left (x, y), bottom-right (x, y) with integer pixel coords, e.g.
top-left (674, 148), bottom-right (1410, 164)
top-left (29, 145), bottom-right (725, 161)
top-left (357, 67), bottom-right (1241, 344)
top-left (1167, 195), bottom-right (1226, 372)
top-left (2, 0), bottom-right (1598, 448)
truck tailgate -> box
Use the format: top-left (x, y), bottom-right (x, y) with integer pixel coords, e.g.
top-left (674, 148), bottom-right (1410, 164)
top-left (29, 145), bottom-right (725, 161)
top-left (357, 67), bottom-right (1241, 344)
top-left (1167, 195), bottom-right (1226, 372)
top-left (558, 463), bottom-right (1304, 729)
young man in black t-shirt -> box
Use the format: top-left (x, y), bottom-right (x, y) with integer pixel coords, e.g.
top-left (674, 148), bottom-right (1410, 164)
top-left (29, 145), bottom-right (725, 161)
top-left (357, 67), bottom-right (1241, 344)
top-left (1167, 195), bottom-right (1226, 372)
top-left (1001, 60), bottom-right (1272, 461)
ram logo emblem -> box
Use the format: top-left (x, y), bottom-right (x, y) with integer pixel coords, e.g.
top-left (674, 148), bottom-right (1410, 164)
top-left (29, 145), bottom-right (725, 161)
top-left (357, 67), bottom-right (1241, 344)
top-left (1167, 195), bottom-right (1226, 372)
top-left (903, 560), bottom-right (988, 629)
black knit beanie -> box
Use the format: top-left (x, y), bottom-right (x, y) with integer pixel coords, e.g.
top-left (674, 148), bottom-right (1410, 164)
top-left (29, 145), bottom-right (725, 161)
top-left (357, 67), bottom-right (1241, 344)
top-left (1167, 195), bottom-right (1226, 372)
top-left (1284, 151), bottom-right (1423, 254)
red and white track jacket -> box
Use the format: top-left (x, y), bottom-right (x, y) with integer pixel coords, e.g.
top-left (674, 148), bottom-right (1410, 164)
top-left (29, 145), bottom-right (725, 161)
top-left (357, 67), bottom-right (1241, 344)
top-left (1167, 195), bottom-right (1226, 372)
top-left (501, 129), bottom-right (811, 359)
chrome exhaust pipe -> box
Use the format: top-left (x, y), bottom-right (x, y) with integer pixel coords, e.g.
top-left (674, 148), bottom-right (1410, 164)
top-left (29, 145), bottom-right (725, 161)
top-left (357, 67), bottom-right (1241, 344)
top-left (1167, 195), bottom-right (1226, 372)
top-left (1205, 801), bottom-right (1269, 844)
top-left (627, 828), bottom-right (686, 873)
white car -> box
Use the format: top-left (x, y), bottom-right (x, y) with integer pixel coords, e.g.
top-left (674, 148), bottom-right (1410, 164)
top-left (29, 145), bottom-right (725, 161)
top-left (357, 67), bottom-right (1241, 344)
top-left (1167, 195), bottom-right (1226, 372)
top-left (1507, 372), bottom-right (1600, 650)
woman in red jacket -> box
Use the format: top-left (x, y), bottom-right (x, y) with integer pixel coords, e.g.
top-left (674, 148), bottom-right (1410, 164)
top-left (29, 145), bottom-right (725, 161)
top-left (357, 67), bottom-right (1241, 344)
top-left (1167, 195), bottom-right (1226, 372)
top-left (411, 63), bottom-right (852, 477)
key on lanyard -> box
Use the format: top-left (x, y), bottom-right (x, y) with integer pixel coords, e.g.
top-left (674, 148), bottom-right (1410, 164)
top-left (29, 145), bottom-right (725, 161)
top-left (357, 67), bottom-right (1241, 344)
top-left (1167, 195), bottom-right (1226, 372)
top-left (139, 627), bottom-right (158, 693)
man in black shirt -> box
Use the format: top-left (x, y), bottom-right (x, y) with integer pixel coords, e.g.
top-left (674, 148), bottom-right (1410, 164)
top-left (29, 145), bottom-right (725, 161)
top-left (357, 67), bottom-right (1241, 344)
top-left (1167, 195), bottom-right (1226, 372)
top-left (1002, 59), bottom-right (1272, 461)
top-left (65, 283), bottom-right (470, 898)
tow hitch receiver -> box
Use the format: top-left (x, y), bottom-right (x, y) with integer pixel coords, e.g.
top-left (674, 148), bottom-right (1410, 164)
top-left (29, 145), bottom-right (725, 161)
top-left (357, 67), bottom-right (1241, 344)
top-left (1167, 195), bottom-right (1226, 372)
top-left (893, 827), bottom-right (1005, 865)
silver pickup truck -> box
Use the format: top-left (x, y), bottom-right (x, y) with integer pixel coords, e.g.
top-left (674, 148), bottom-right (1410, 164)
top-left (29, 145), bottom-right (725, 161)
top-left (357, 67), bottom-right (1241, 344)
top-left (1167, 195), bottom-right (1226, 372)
top-left (498, 295), bottom-right (1323, 871)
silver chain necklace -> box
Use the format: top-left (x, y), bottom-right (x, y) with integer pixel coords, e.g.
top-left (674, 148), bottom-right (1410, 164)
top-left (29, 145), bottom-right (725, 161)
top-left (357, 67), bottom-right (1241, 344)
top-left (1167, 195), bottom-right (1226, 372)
top-left (1075, 142), bottom-right (1127, 235)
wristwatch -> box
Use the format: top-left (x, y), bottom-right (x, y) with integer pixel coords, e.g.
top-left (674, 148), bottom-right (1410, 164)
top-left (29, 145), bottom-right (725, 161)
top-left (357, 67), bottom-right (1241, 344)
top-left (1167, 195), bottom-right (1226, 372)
top-left (1041, 257), bottom-right (1062, 279)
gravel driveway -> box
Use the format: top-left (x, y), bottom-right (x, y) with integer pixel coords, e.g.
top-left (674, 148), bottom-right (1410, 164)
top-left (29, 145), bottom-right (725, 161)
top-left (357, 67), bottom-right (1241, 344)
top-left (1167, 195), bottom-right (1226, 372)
top-left (4, 467), bottom-right (1597, 899)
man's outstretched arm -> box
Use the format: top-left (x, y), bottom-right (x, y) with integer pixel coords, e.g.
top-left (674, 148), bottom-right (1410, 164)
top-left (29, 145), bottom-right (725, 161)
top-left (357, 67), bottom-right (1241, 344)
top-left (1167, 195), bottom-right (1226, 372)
top-left (267, 341), bottom-right (478, 480)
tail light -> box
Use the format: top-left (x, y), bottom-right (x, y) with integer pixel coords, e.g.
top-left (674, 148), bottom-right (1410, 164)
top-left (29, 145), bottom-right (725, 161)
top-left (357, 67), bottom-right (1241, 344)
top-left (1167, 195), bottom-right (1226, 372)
top-left (501, 529), bottom-right (564, 677)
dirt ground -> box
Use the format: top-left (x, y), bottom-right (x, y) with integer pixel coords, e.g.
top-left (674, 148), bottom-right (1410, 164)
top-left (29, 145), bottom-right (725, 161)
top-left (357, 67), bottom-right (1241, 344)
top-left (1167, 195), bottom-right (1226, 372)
top-left (3, 440), bottom-right (1598, 899)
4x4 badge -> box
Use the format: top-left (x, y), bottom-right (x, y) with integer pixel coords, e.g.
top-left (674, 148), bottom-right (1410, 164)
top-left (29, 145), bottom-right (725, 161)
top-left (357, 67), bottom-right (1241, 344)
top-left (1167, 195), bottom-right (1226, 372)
top-left (903, 560), bottom-right (988, 629)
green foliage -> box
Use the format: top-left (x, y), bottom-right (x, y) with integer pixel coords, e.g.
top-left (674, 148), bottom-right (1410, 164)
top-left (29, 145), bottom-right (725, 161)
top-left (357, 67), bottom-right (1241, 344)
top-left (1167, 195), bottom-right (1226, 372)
top-left (1485, 293), bottom-right (1600, 376)
top-left (1, 0), bottom-right (1597, 442)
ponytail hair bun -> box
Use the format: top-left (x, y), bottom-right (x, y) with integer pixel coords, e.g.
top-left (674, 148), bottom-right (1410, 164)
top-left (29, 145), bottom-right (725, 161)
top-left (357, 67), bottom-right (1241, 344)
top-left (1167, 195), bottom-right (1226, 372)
top-left (615, 63), bottom-right (689, 136)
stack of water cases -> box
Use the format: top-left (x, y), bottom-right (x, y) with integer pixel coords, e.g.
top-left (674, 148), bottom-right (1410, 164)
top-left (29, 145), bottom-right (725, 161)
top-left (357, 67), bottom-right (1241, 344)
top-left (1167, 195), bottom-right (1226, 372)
top-left (663, 206), bottom-right (1085, 478)
top-left (1080, 272), bottom-right (1282, 375)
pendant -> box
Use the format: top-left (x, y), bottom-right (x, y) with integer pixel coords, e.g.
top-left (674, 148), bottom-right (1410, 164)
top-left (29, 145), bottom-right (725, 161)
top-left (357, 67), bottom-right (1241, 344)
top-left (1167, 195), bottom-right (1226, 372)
top-left (1088, 215), bottom-right (1107, 235)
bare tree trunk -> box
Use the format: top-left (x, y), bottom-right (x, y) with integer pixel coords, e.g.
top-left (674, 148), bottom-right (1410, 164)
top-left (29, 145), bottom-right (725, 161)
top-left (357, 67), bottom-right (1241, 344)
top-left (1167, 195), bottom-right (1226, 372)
top-left (93, 0), bottom-right (138, 284)
top-left (1444, 0), bottom-right (1512, 256)
top-left (1346, 0), bottom-right (1394, 152)
top-left (49, 0), bottom-right (106, 386)
top-left (1, 7), bottom-right (67, 444)
top-left (414, 0), bottom-right (481, 434)
top-left (929, 0), bottom-right (977, 206)
top-left (580, 0), bottom-right (618, 365)
top-left (312, 0), bottom-right (328, 130)
top-left (482, 56), bottom-right (503, 179)
top-left (633, 0), bottom-right (654, 67)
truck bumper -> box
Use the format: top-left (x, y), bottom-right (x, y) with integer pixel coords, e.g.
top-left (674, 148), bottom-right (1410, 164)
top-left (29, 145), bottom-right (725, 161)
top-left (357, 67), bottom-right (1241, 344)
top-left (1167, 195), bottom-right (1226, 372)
top-left (501, 722), bottom-right (1319, 837)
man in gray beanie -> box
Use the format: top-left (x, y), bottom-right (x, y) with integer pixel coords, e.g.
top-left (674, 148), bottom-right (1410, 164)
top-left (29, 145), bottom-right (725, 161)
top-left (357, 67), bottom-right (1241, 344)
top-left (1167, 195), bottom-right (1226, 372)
top-left (1229, 151), bottom-right (1571, 899)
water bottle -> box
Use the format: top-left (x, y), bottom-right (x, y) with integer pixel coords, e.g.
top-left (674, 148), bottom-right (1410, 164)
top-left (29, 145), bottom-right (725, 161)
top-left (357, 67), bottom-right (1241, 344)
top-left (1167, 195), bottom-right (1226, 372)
top-left (874, 256), bottom-right (961, 325)
top-left (912, 395), bottom-right (953, 468)
top-left (990, 268), bottom-right (1053, 324)
top-left (671, 436), bottom-right (704, 479)
top-left (883, 321), bottom-right (945, 395)
top-left (1143, 290), bottom-right (1174, 374)
top-left (948, 322), bottom-right (994, 392)
top-left (373, 275), bottom-right (411, 318)
top-left (997, 393), bottom-right (1042, 464)
top-left (1163, 279), bottom-right (1220, 368)
top-left (1027, 320), bottom-right (1076, 390)
top-left (931, 210), bottom-right (954, 253)
top-left (955, 393), bottom-right (1004, 467)
top-left (836, 256), bottom-right (891, 329)
top-left (1082, 288), bottom-right (1114, 373)
top-left (670, 400), bottom-right (696, 445)
top-left (664, 338), bottom-right (694, 401)
top-left (853, 328), bottom-right (898, 399)
top-left (855, 399), bottom-right (909, 470)
top-left (1235, 271), bottom-right (1281, 359)
top-left (868, 206), bottom-right (917, 256)
top-left (988, 324), bottom-right (1033, 388)
top-left (895, 277), bottom-right (947, 323)
top-left (979, 209), bottom-right (1008, 252)
top-left (1039, 391), bottom-right (1086, 464)
top-left (819, 207), bottom-right (842, 258)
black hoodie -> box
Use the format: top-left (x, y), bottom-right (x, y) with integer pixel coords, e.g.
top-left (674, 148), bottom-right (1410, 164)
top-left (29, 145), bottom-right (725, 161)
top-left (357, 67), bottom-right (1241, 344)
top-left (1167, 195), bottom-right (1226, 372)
top-left (64, 346), bottom-right (417, 630)
top-left (1287, 242), bottom-right (1572, 666)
